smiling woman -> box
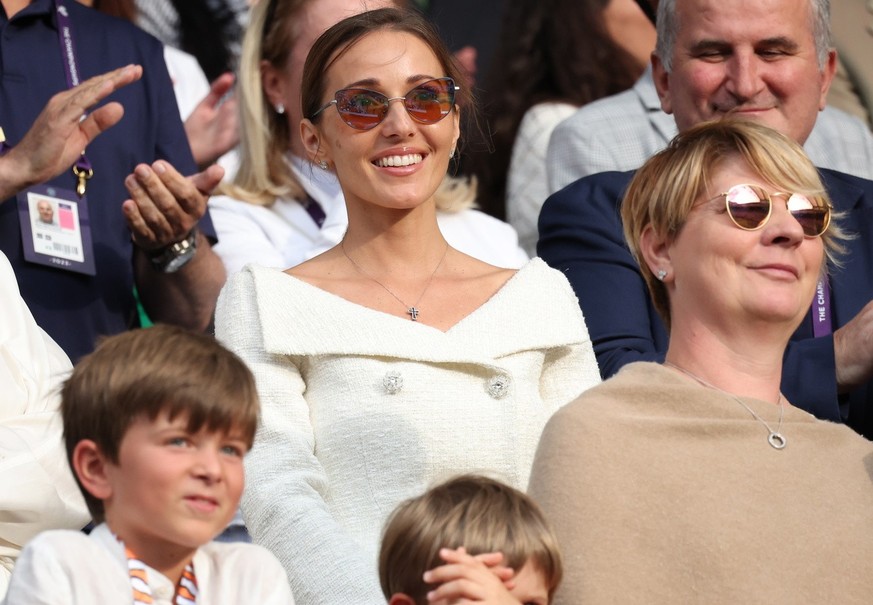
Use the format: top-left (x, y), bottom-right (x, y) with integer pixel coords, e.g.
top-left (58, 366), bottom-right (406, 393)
top-left (528, 119), bottom-right (873, 604)
top-left (209, 0), bottom-right (528, 277)
top-left (214, 8), bottom-right (600, 604)
top-left (300, 27), bottom-right (460, 229)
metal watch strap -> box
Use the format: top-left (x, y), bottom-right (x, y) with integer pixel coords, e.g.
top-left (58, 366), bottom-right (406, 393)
top-left (147, 229), bottom-right (198, 273)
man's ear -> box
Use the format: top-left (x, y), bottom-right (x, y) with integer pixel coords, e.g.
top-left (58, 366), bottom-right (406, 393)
top-left (388, 593), bottom-right (416, 605)
top-left (639, 223), bottom-right (673, 281)
top-left (651, 52), bottom-right (673, 115)
top-left (818, 49), bottom-right (838, 111)
top-left (72, 439), bottom-right (113, 501)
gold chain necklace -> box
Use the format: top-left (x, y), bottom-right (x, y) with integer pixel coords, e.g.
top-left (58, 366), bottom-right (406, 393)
top-left (341, 240), bottom-right (448, 321)
top-left (664, 361), bottom-right (787, 449)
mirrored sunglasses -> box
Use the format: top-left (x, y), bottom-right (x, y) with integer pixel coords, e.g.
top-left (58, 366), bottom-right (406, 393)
top-left (309, 77), bottom-right (458, 131)
top-left (714, 184), bottom-right (831, 237)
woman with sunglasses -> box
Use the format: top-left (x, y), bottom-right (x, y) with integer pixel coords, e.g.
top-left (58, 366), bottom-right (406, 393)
top-left (528, 119), bottom-right (873, 604)
top-left (209, 0), bottom-right (526, 277)
top-left (215, 8), bottom-right (599, 604)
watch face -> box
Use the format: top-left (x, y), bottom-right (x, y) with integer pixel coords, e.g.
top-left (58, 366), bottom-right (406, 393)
top-left (151, 231), bottom-right (198, 273)
top-left (163, 245), bottom-right (197, 272)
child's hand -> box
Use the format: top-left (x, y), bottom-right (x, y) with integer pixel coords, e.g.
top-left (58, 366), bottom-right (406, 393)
top-left (423, 547), bottom-right (520, 604)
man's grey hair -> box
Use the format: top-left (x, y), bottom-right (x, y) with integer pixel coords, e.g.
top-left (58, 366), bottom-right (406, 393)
top-left (654, 0), bottom-right (832, 72)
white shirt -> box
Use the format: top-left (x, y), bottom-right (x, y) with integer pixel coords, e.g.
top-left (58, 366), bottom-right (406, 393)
top-left (2, 523), bottom-right (294, 604)
top-left (163, 46), bottom-right (209, 121)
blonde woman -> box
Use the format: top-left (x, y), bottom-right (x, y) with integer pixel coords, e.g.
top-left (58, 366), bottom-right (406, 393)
top-left (529, 120), bottom-right (873, 603)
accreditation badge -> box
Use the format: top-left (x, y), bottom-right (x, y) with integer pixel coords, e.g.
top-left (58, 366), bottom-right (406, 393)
top-left (17, 184), bottom-right (96, 275)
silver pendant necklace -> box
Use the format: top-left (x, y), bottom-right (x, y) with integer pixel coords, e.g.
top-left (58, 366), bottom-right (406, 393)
top-left (341, 240), bottom-right (449, 321)
top-left (663, 361), bottom-right (787, 450)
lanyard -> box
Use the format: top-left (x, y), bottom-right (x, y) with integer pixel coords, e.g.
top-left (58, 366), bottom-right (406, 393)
top-left (812, 276), bottom-right (833, 337)
top-left (54, 0), bottom-right (82, 88)
top-left (53, 0), bottom-right (93, 197)
top-left (301, 192), bottom-right (326, 228)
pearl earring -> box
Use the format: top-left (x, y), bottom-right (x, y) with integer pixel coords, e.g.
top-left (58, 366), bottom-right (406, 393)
top-left (275, 103), bottom-right (285, 115)
top-left (657, 269), bottom-right (667, 281)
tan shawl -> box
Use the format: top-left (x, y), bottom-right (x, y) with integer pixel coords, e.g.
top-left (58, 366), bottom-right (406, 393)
top-left (529, 362), bottom-right (873, 604)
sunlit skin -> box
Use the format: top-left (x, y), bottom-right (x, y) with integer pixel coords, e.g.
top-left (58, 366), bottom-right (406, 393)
top-left (652, 0), bottom-right (836, 145)
top-left (80, 413), bottom-right (248, 585)
top-left (288, 23), bottom-right (513, 333)
top-left (506, 562), bottom-right (550, 605)
top-left (603, 0), bottom-right (657, 69)
top-left (641, 154), bottom-right (825, 403)
top-left (301, 30), bottom-right (459, 217)
top-left (658, 156), bottom-right (824, 337)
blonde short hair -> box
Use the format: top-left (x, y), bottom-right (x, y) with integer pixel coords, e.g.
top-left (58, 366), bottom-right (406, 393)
top-left (621, 118), bottom-right (845, 328)
top-left (379, 475), bottom-right (562, 604)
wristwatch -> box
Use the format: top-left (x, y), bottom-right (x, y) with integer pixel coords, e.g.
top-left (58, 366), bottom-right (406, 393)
top-left (148, 229), bottom-right (198, 273)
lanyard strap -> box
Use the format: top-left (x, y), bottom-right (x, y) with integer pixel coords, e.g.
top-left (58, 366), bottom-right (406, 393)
top-left (54, 0), bottom-right (81, 88)
top-left (300, 192), bottom-right (326, 228)
top-left (53, 0), bottom-right (93, 178)
top-left (812, 276), bottom-right (833, 337)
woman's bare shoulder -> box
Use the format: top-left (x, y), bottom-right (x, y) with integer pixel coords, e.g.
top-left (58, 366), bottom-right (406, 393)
top-left (452, 252), bottom-right (518, 284)
top-left (438, 253), bottom-right (519, 310)
top-left (284, 247), bottom-right (349, 287)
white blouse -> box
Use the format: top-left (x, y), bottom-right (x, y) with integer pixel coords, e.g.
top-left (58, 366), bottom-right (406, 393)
top-left (215, 258), bottom-right (600, 604)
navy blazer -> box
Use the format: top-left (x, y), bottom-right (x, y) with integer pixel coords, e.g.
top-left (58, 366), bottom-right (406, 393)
top-left (0, 0), bottom-right (214, 361)
top-left (538, 168), bottom-right (873, 439)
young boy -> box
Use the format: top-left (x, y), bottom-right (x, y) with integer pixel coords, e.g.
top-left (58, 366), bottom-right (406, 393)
top-left (2, 325), bottom-right (294, 604)
top-left (379, 475), bottom-right (562, 605)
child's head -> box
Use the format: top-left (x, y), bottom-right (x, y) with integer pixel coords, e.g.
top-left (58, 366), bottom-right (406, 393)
top-left (379, 474), bottom-right (563, 604)
top-left (61, 325), bottom-right (259, 532)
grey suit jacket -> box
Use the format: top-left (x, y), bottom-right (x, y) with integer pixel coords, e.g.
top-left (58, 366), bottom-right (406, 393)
top-left (547, 68), bottom-right (873, 193)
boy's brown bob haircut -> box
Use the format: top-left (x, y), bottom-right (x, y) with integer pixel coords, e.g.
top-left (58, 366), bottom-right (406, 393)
top-left (379, 474), bottom-right (563, 603)
top-left (61, 325), bottom-right (260, 522)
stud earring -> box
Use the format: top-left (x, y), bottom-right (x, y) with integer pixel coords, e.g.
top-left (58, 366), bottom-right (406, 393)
top-left (657, 269), bottom-right (667, 281)
top-left (450, 145), bottom-right (457, 158)
top-left (318, 160), bottom-right (329, 170)
top-left (275, 103), bottom-right (285, 115)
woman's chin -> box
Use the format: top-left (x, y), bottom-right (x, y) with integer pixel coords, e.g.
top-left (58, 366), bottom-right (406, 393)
top-left (745, 300), bottom-right (810, 330)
